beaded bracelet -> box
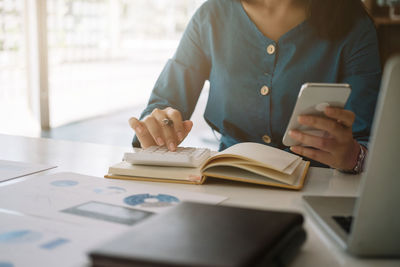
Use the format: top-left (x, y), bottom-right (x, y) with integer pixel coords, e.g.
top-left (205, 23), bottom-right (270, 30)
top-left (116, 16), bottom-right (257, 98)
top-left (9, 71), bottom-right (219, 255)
top-left (340, 144), bottom-right (367, 174)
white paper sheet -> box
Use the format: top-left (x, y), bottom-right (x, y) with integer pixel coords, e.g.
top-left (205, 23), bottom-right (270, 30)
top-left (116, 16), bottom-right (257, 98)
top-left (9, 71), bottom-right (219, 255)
top-left (0, 213), bottom-right (127, 267)
top-left (0, 160), bottom-right (56, 182)
top-left (0, 172), bottom-right (227, 227)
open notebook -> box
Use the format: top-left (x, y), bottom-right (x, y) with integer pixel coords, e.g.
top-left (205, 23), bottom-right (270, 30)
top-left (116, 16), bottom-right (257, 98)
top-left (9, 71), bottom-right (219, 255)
top-left (106, 142), bottom-right (310, 190)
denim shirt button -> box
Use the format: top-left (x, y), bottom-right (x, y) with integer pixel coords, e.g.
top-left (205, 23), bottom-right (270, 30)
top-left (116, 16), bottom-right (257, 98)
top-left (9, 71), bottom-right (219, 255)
top-left (262, 134), bottom-right (272, 144)
top-left (266, 44), bottom-right (276, 55)
top-left (260, 85), bottom-right (270, 96)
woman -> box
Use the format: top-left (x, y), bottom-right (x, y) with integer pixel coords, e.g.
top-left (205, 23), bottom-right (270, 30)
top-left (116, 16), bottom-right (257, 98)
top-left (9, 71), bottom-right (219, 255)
top-left (129, 0), bottom-right (381, 173)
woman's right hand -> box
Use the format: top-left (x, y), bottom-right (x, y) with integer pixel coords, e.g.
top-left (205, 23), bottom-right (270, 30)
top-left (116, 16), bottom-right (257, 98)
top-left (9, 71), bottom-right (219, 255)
top-left (129, 107), bottom-right (193, 151)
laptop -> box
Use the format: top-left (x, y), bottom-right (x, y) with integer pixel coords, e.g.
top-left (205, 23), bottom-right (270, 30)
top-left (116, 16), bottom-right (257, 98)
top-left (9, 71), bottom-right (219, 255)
top-left (303, 55), bottom-right (400, 257)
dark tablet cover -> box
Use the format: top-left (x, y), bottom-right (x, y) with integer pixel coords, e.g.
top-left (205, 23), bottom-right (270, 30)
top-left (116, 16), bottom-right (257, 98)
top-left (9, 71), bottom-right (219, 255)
top-left (89, 202), bottom-right (306, 267)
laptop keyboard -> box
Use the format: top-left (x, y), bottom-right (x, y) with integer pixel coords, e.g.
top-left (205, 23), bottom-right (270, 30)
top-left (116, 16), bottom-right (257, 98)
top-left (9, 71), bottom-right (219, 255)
top-left (332, 216), bottom-right (353, 234)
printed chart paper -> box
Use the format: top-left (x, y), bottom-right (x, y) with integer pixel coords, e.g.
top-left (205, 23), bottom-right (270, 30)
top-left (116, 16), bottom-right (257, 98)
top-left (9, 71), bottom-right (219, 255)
top-left (0, 160), bottom-right (56, 182)
top-left (0, 213), bottom-right (126, 267)
top-left (0, 172), bottom-right (227, 227)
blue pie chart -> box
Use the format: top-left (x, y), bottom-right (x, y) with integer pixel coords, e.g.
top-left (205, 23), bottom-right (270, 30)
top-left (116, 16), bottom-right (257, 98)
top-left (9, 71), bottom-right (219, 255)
top-left (124, 194), bottom-right (180, 207)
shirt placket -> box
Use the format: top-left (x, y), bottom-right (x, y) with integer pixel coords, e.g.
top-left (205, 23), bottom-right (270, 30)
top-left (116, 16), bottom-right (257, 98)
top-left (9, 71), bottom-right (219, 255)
top-left (260, 41), bottom-right (277, 145)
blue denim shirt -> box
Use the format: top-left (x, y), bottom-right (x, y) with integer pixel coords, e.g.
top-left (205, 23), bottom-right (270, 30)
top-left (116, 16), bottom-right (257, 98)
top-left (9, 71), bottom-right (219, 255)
top-left (134, 0), bottom-right (381, 167)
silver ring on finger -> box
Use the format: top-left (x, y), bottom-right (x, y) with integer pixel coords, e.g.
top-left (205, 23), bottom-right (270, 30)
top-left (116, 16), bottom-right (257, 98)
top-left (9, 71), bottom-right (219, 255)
top-left (161, 118), bottom-right (173, 127)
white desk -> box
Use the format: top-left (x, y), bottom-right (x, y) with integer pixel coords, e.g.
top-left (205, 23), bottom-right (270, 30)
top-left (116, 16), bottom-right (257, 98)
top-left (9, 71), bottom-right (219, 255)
top-left (0, 134), bottom-right (398, 267)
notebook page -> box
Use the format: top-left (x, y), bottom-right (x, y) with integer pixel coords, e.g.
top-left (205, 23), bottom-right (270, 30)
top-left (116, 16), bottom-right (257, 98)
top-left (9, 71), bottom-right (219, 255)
top-left (282, 158), bottom-right (302, 175)
top-left (203, 160), bottom-right (308, 188)
top-left (203, 158), bottom-right (298, 185)
top-left (217, 142), bottom-right (300, 173)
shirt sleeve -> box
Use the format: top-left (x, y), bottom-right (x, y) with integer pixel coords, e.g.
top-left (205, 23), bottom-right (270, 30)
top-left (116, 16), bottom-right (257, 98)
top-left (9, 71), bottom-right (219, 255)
top-left (132, 5), bottom-right (211, 147)
top-left (339, 17), bottom-right (382, 150)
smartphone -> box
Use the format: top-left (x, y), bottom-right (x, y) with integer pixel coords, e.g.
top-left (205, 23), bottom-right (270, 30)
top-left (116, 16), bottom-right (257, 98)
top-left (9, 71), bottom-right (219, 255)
top-left (282, 83), bottom-right (351, 147)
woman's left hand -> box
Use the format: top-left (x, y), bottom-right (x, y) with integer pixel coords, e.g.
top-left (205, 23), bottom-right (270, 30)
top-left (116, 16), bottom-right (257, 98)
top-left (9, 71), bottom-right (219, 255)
top-left (289, 106), bottom-right (360, 171)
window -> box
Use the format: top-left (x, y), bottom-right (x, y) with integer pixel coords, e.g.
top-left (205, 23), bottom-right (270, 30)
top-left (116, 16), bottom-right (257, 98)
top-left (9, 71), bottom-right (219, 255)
top-left (47, 0), bottom-right (205, 127)
top-left (0, 0), bottom-right (38, 135)
top-left (0, 0), bottom-right (205, 134)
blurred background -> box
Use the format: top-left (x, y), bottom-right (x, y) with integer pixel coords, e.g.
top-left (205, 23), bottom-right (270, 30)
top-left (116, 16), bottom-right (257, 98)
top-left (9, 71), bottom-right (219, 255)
top-left (0, 0), bottom-right (399, 149)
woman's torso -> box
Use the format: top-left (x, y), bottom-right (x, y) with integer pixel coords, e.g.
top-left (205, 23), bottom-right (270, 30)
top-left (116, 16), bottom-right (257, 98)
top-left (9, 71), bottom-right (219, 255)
top-left (196, 0), bottom-right (380, 151)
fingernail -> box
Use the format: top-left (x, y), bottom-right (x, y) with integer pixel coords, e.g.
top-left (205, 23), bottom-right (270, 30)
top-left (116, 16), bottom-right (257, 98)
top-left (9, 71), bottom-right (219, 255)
top-left (168, 142), bottom-right (176, 151)
top-left (290, 146), bottom-right (299, 153)
top-left (135, 125), bottom-right (143, 134)
top-left (156, 137), bottom-right (164, 146)
top-left (177, 131), bottom-right (184, 142)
